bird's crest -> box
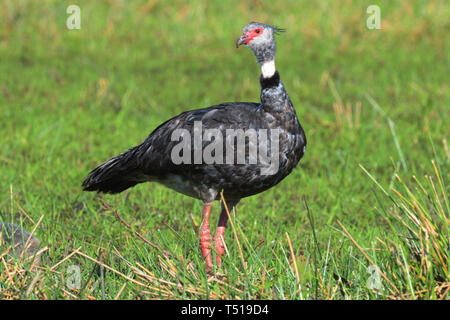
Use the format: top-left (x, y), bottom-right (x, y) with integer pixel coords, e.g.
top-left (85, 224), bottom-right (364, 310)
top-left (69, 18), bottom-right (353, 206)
top-left (271, 25), bottom-right (286, 35)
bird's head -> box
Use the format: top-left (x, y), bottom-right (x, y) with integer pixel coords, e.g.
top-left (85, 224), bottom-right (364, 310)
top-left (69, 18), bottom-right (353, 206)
top-left (236, 22), bottom-right (285, 66)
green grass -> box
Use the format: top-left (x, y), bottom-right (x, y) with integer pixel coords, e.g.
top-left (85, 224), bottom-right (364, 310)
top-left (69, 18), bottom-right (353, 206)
top-left (0, 0), bottom-right (448, 299)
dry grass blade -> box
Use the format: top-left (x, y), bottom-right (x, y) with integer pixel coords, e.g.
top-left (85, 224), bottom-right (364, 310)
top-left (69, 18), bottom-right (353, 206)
top-left (114, 282), bottom-right (127, 300)
top-left (50, 246), bottom-right (82, 271)
top-left (337, 220), bottom-right (400, 295)
top-left (286, 232), bottom-right (302, 297)
top-left (220, 192), bottom-right (247, 271)
top-left (25, 270), bottom-right (42, 297)
top-left (20, 214), bottom-right (44, 260)
top-left (98, 198), bottom-right (173, 257)
top-left (76, 250), bottom-right (173, 296)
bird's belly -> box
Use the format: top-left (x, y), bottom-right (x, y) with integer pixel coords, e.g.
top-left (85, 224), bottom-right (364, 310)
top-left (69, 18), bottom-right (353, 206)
top-left (156, 174), bottom-right (200, 199)
top-left (155, 173), bottom-right (216, 201)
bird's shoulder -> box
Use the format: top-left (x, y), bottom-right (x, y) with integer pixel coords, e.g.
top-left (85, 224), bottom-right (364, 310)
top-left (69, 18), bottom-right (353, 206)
top-left (150, 102), bottom-right (262, 136)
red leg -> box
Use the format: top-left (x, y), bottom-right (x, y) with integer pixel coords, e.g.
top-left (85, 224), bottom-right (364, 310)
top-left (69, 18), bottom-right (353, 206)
top-left (213, 208), bottom-right (228, 266)
top-left (200, 203), bottom-right (213, 271)
top-left (213, 200), bottom-right (239, 267)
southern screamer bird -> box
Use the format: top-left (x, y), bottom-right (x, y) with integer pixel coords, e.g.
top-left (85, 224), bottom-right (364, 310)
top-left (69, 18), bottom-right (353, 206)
top-left (82, 22), bottom-right (307, 271)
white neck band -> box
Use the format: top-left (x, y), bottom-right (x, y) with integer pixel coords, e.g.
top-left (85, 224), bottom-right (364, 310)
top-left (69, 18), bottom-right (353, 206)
top-left (261, 60), bottom-right (276, 78)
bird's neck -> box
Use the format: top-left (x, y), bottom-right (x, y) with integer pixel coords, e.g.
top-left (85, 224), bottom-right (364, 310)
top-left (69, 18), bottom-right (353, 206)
top-left (250, 41), bottom-right (276, 67)
top-left (261, 60), bottom-right (276, 78)
top-left (259, 68), bottom-right (295, 116)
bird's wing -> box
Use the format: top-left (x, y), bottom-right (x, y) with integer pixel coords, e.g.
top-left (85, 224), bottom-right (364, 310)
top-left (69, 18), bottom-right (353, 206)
top-left (133, 102), bottom-right (262, 174)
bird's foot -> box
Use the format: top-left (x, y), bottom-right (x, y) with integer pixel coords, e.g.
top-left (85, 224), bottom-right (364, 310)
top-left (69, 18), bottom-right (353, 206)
top-left (213, 226), bottom-right (226, 267)
top-left (200, 236), bottom-right (213, 272)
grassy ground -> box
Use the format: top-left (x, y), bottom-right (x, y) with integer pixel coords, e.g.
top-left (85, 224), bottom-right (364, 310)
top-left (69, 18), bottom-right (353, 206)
top-left (0, 0), bottom-right (448, 299)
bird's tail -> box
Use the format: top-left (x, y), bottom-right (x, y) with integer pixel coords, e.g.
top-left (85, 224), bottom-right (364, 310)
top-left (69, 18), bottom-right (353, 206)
top-left (82, 148), bottom-right (146, 194)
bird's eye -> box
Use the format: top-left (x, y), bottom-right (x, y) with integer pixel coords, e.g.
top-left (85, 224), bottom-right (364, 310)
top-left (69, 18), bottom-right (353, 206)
top-left (255, 28), bottom-right (261, 34)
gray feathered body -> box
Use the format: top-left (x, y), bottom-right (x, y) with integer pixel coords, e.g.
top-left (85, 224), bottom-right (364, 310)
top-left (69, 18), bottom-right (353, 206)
top-left (82, 71), bottom-right (306, 202)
